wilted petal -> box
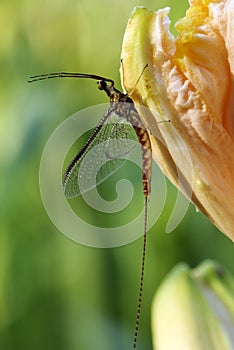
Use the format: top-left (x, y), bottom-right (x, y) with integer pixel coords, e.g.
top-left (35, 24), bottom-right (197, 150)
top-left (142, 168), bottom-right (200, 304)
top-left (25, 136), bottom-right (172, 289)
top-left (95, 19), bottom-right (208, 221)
top-left (121, 0), bottom-right (234, 240)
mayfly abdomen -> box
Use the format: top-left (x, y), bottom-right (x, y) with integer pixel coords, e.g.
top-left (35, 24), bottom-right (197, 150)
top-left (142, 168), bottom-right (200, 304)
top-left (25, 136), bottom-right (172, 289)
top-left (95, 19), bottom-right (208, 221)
top-left (128, 108), bottom-right (152, 198)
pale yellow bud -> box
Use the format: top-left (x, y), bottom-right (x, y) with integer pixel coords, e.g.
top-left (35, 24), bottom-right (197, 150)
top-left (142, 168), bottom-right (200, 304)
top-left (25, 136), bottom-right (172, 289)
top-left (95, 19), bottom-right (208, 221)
top-left (151, 261), bottom-right (234, 350)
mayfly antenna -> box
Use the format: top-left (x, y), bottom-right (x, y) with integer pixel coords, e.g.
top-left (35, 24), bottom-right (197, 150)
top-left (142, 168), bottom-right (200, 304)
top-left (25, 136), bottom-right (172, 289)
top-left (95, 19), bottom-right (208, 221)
top-left (28, 72), bottom-right (115, 86)
top-left (121, 60), bottom-right (148, 96)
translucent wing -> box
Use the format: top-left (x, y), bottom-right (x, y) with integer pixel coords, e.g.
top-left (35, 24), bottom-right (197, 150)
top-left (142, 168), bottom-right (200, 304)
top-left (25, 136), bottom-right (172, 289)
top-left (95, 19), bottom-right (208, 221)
top-left (63, 107), bottom-right (137, 198)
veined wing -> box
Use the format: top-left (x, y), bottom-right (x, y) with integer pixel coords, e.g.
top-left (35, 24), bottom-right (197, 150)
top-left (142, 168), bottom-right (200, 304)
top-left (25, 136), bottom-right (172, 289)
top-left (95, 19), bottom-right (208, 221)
top-left (63, 107), bottom-right (137, 198)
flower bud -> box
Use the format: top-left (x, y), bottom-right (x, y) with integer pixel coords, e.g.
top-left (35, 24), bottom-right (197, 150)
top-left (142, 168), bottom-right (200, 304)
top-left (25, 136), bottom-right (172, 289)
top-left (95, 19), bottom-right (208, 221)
top-left (151, 261), bottom-right (234, 350)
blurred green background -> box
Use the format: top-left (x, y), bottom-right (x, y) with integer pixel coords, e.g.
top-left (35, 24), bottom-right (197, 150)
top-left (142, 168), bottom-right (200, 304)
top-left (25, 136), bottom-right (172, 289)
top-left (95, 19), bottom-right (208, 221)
top-left (1, 0), bottom-right (233, 349)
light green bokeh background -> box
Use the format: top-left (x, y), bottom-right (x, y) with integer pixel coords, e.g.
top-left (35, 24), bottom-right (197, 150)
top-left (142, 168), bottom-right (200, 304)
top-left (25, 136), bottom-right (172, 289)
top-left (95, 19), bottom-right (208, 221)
top-left (1, 1), bottom-right (233, 350)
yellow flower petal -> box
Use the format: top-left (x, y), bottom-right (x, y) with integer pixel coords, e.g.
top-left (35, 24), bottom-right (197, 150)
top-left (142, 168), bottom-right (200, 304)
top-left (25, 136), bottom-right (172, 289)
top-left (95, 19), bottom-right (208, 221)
top-left (121, 1), bottom-right (234, 240)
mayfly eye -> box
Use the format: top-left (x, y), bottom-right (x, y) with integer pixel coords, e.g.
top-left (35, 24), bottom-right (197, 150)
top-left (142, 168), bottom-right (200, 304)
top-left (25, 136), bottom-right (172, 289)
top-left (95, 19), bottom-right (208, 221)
top-left (97, 80), bottom-right (107, 90)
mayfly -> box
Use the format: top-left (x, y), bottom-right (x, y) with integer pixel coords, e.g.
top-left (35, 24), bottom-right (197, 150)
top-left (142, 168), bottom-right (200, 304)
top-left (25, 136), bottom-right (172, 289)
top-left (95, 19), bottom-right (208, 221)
top-left (28, 68), bottom-right (152, 350)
